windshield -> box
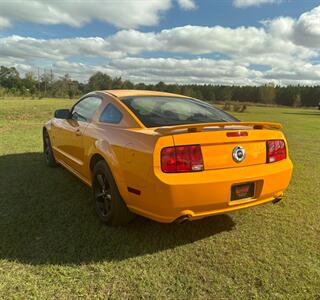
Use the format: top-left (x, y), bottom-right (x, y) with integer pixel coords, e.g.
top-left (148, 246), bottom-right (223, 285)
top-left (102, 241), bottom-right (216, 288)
top-left (121, 96), bottom-right (238, 127)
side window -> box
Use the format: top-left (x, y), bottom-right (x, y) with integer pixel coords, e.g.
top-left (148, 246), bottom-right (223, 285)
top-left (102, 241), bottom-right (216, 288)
top-left (99, 104), bottom-right (123, 124)
top-left (72, 96), bottom-right (102, 122)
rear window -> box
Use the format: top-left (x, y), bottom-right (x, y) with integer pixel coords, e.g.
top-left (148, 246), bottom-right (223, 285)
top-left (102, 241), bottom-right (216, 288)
top-left (121, 96), bottom-right (238, 127)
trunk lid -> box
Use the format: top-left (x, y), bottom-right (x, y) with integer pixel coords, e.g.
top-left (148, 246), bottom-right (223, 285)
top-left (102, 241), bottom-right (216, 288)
top-left (155, 122), bottom-right (284, 170)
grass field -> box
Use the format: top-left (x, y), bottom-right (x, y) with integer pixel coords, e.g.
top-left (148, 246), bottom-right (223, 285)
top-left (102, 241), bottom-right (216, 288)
top-left (0, 98), bottom-right (319, 299)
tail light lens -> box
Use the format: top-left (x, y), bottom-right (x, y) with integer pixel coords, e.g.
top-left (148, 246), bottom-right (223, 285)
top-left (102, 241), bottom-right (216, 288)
top-left (161, 145), bottom-right (204, 173)
top-left (266, 140), bottom-right (286, 163)
top-left (226, 131), bottom-right (248, 137)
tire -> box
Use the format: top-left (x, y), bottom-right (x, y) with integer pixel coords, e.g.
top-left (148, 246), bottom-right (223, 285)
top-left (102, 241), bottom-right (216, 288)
top-left (43, 130), bottom-right (58, 167)
top-left (92, 160), bottom-right (134, 226)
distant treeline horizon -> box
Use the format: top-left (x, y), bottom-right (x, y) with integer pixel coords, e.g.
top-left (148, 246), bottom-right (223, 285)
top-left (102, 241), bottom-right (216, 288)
top-left (0, 66), bottom-right (319, 107)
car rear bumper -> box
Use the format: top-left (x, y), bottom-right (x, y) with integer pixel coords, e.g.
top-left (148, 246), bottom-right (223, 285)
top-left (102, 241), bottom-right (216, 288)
top-left (127, 159), bottom-right (293, 223)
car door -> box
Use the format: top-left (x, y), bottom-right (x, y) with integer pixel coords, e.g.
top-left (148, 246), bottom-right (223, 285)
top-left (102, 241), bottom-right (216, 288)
top-left (53, 96), bottom-right (102, 175)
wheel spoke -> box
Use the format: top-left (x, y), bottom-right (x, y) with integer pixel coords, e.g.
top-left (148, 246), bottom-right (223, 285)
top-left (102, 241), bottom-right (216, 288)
top-left (95, 191), bottom-right (105, 199)
top-left (97, 174), bottom-right (105, 189)
top-left (94, 173), bottom-right (112, 218)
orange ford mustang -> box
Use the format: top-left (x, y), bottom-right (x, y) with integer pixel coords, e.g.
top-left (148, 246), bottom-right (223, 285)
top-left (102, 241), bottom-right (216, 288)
top-left (43, 90), bottom-right (293, 225)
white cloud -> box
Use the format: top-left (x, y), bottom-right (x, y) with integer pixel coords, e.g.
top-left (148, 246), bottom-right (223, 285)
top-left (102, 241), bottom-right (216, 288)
top-left (157, 25), bottom-right (268, 55)
top-left (109, 57), bottom-right (262, 84)
top-left (0, 16), bottom-right (10, 29)
top-left (109, 25), bottom-right (317, 67)
top-left (0, 35), bottom-right (126, 61)
top-left (264, 61), bottom-right (320, 82)
top-left (177, 0), bottom-right (197, 10)
top-left (3, 54), bottom-right (320, 86)
top-left (20, 57), bottom-right (259, 85)
top-left (2, 24), bottom-right (314, 69)
top-left (108, 56), bottom-right (320, 85)
top-left (293, 6), bottom-right (320, 48)
top-left (51, 61), bottom-right (122, 82)
top-left (234, 0), bottom-right (281, 8)
top-left (0, 0), bottom-right (171, 29)
top-left (262, 17), bottom-right (294, 38)
top-left (1, 5), bottom-right (320, 85)
top-left (108, 30), bottom-right (161, 55)
top-left (262, 6), bottom-right (320, 48)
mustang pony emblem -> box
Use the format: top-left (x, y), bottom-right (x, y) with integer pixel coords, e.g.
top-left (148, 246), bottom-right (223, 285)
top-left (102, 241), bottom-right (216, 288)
top-left (233, 146), bottom-right (246, 162)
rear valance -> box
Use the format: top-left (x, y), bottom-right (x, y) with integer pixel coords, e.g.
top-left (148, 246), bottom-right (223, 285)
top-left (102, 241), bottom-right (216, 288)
top-left (155, 122), bottom-right (282, 134)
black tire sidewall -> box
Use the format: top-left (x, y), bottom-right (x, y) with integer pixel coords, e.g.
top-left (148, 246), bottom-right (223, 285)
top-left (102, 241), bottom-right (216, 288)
top-left (43, 130), bottom-right (57, 167)
top-left (92, 160), bottom-right (133, 225)
top-left (92, 162), bottom-right (114, 223)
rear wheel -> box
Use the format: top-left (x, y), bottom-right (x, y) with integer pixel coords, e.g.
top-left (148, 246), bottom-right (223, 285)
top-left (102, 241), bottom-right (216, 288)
top-left (92, 160), bottom-right (134, 226)
top-left (43, 130), bottom-right (58, 167)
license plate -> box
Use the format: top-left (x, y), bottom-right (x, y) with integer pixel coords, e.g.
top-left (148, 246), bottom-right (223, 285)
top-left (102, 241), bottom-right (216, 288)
top-left (231, 182), bottom-right (255, 201)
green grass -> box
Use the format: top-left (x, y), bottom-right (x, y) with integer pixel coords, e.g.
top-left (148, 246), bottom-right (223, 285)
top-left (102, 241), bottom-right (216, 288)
top-left (0, 98), bottom-right (319, 299)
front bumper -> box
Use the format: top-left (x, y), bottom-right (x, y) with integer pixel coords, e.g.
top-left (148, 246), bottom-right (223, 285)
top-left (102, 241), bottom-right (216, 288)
top-left (127, 159), bottom-right (293, 223)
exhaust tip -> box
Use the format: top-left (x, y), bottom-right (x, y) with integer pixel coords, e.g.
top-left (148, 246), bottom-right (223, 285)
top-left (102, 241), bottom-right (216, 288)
top-left (272, 197), bottom-right (282, 204)
top-left (175, 215), bottom-right (190, 224)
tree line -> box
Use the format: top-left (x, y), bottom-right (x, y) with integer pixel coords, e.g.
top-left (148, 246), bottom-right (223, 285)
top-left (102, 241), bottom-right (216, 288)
top-left (0, 65), bottom-right (319, 107)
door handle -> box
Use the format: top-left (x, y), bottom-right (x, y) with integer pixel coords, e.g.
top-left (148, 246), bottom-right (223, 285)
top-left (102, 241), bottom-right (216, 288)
top-left (75, 129), bottom-right (82, 136)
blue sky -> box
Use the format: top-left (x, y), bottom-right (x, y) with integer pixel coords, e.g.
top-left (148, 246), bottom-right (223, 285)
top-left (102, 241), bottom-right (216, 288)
top-left (2, 0), bottom-right (319, 38)
top-left (0, 0), bottom-right (320, 85)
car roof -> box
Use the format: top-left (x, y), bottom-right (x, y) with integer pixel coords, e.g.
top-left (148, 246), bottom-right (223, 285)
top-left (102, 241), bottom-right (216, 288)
top-left (101, 89), bottom-right (189, 99)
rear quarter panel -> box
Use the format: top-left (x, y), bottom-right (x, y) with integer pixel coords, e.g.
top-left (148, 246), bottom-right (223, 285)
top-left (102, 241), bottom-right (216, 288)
top-left (83, 125), bottom-right (173, 206)
top-left (80, 93), bottom-right (172, 205)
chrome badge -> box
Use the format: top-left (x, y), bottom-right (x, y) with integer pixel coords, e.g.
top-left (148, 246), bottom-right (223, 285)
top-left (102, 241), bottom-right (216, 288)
top-left (233, 146), bottom-right (246, 163)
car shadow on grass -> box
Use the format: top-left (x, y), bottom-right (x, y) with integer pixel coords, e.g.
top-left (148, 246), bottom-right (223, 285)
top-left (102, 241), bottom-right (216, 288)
top-left (0, 152), bottom-right (235, 265)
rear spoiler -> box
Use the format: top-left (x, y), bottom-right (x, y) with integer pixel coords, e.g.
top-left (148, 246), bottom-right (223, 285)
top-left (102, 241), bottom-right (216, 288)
top-left (155, 122), bottom-right (282, 134)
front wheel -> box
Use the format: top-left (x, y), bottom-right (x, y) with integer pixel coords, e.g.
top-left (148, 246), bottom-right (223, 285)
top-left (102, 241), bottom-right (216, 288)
top-left (92, 160), bottom-right (134, 226)
top-left (43, 130), bottom-right (58, 167)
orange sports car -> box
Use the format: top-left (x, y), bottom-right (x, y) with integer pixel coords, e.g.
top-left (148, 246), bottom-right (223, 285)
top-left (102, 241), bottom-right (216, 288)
top-left (43, 90), bottom-right (293, 225)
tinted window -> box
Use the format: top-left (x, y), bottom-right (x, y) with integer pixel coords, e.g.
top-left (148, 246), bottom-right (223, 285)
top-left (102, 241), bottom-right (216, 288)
top-left (99, 104), bottom-right (123, 124)
top-left (122, 96), bottom-right (238, 127)
top-left (72, 96), bottom-right (102, 122)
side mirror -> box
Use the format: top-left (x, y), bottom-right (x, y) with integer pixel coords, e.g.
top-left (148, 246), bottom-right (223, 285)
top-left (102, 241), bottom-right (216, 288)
top-left (54, 109), bottom-right (70, 119)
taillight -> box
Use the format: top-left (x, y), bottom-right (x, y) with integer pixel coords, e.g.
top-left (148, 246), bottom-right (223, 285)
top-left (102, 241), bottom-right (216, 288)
top-left (266, 140), bottom-right (286, 163)
top-left (161, 145), bottom-right (204, 173)
top-left (161, 147), bottom-right (176, 173)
